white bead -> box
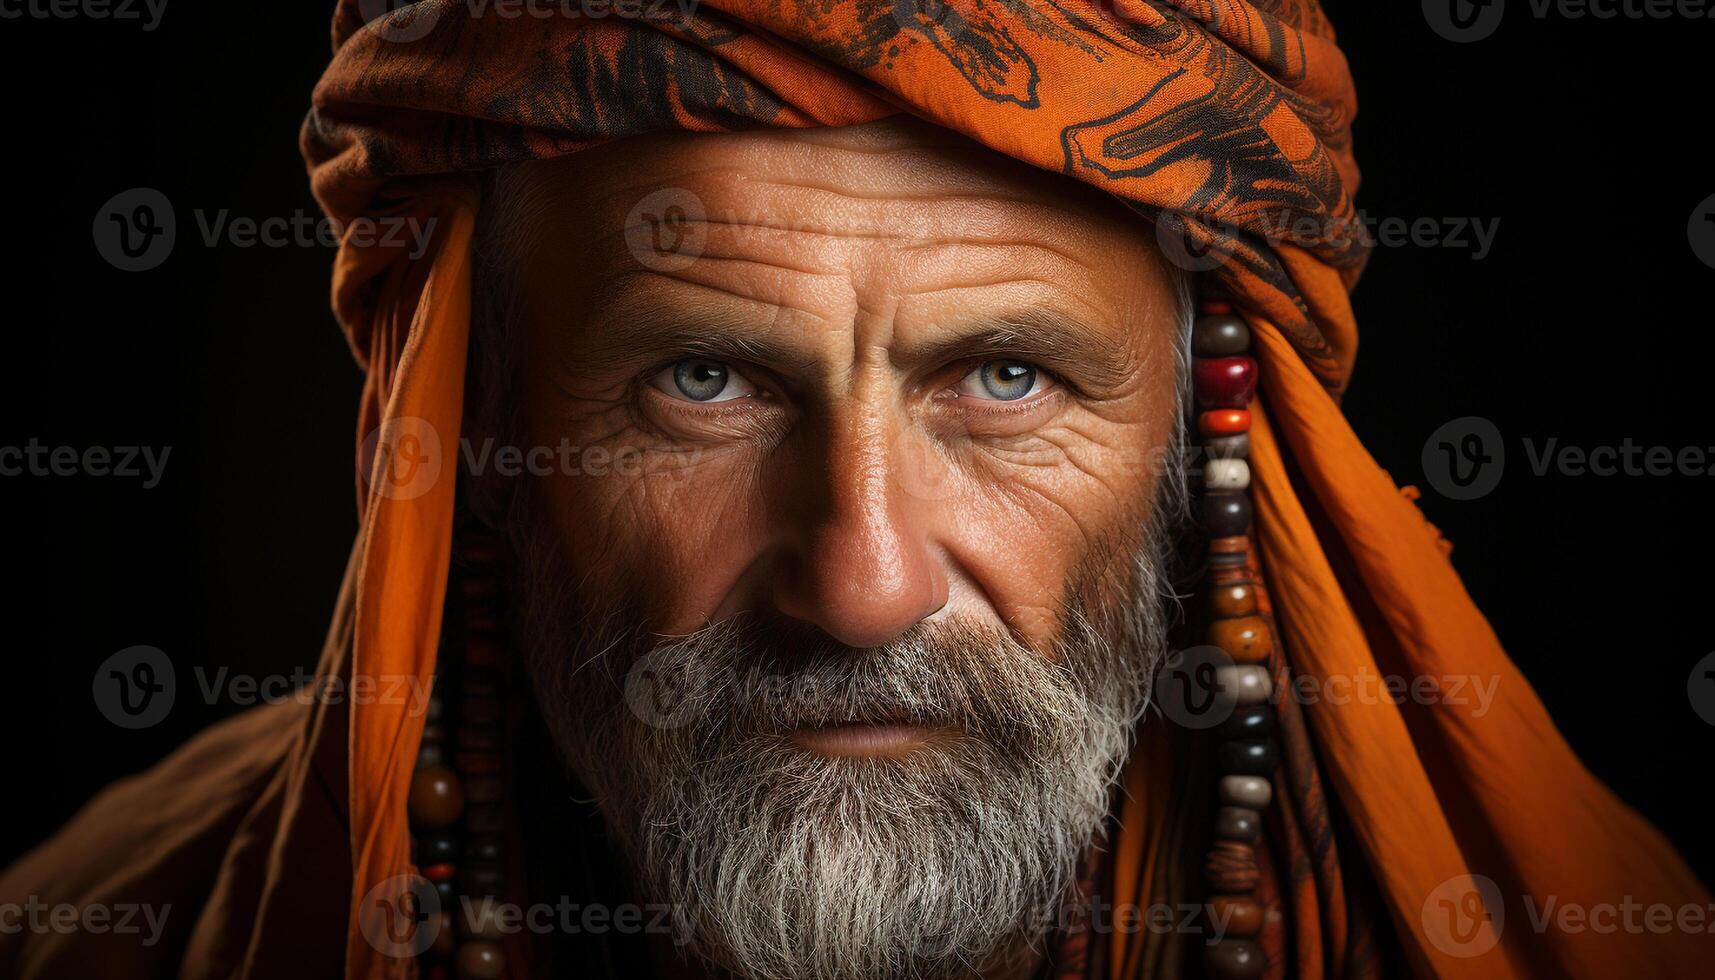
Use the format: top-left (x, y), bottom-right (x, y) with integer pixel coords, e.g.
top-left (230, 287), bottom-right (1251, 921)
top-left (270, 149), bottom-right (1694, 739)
top-left (1205, 458), bottom-right (1251, 490)
top-left (1220, 775), bottom-right (1273, 808)
top-left (1217, 664), bottom-right (1272, 705)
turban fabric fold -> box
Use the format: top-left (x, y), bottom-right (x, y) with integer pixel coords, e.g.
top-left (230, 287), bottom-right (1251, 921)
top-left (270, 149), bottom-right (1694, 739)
top-left (299, 2), bottom-right (1711, 978)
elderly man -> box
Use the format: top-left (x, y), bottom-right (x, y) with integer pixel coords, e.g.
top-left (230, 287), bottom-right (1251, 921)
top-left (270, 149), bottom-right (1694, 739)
top-left (2, 2), bottom-right (1709, 979)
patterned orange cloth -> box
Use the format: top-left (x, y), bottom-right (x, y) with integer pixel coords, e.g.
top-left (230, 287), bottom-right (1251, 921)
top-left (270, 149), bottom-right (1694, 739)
top-left (297, 2), bottom-right (1711, 978)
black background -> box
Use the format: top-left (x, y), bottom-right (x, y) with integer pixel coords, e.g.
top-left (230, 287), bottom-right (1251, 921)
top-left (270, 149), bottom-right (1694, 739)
top-left (3, 1), bottom-right (1711, 890)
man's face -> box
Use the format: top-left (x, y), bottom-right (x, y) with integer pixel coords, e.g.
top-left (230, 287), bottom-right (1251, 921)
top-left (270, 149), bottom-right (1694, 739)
top-left (491, 119), bottom-right (1187, 980)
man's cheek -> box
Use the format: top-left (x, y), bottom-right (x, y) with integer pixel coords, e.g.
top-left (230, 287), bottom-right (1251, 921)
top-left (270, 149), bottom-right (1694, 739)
top-left (576, 449), bottom-right (769, 627)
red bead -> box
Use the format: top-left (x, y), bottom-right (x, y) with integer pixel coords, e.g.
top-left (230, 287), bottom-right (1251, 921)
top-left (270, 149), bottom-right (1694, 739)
top-left (421, 862), bottom-right (457, 882)
top-left (1199, 409), bottom-right (1251, 438)
top-left (1200, 300), bottom-right (1232, 315)
top-left (1193, 356), bottom-right (1258, 409)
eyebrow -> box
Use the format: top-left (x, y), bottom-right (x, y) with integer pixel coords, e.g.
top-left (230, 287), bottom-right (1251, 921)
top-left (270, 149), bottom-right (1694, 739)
top-left (575, 291), bottom-right (826, 376)
top-left (895, 307), bottom-right (1139, 394)
top-left (574, 291), bottom-right (1141, 394)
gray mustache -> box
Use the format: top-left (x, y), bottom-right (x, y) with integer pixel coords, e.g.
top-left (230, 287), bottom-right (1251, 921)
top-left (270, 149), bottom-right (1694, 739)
top-left (632, 617), bottom-right (1087, 740)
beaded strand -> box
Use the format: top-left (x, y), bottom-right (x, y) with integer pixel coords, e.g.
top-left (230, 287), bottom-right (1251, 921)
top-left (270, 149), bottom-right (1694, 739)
top-left (1192, 300), bottom-right (1275, 980)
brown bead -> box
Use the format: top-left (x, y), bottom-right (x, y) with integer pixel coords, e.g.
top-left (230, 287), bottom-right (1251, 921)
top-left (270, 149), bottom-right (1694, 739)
top-left (464, 777), bottom-right (504, 804)
top-left (1207, 566), bottom-right (1253, 587)
top-left (1205, 938), bottom-right (1265, 979)
top-left (409, 765), bottom-right (464, 829)
top-left (1208, 894), bottom-right (1263, 938)
top-left (1208, 535), bottom-right (1250, 567)
top-left (1208, 582), bottom-right (1257, 617)
top-left (1208, 616), bottom-right (1273, 664)
top-left (1204, 840), bottom-right (1260, 892)
top-left (454, 940), bottom-right (506, 980)
top-left (465, 608), bottom-right (499, 631)
top-left (1215, 806), bottom-right (1262, 842)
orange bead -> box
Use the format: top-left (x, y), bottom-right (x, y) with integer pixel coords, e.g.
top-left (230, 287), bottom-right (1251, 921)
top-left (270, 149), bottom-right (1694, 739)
top-left (1209, 582), bottom-right (1257, 617)
top-left (1209, 616), bottom-right (1273, 664)
top-left (1199, 409), bottom-right (1251, 437)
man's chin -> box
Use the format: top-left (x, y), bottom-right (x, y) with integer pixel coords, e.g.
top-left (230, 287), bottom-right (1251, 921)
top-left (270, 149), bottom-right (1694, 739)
top-left (578, 733), bottom-right (1100, 980)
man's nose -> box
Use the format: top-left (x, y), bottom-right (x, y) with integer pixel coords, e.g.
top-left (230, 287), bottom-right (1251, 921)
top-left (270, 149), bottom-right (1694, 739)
top-left (770, 421), bottom-right (949, 649)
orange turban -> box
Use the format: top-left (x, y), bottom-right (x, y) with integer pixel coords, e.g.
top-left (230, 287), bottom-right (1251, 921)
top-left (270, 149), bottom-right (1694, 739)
top-left (301, 2), bottom-right (1709, 978)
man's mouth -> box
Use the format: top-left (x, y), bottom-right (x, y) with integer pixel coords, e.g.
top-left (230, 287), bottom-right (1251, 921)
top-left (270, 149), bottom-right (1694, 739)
top-left (787, 721), bottom-right (959, 759)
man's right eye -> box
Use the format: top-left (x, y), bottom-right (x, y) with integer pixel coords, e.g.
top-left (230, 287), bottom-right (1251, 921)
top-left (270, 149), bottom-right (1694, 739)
top-left (648, 358), bottom-right (760, 403)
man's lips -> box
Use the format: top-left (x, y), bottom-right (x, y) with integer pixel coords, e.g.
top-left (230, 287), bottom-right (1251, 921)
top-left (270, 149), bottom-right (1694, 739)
top-left (787, 721), bottom-right (958, 759)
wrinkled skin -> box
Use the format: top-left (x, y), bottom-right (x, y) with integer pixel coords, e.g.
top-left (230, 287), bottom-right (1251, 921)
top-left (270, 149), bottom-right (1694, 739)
top-left (504, 117), bottom-right (1185, 662)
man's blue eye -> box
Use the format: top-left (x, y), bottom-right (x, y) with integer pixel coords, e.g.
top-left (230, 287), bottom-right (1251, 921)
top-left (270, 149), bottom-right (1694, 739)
top-left (977, 360), bottom-right (1038, 400)
top-left (674, 359), bottom-right (730, 401)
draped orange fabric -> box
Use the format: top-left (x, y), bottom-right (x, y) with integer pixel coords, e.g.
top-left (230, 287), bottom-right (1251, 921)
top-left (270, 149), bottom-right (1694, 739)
top-left (296, 2), bottom-right (1712, 978)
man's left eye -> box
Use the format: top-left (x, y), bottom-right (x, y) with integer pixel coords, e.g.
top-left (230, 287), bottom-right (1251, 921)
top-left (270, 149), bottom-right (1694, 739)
top-left (649, 358), bottom-right (760, 403)
top-left (955, 360), bottom-right (1048, 401)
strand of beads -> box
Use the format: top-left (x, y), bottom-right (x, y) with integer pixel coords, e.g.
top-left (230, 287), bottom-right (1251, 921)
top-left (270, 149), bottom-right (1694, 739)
top-left (453, 532), bottom-right (508, 980)
top-left (1193, 302), bottom-right (1275, 980)
top-left (407, 530), bottom-right (511, 980)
